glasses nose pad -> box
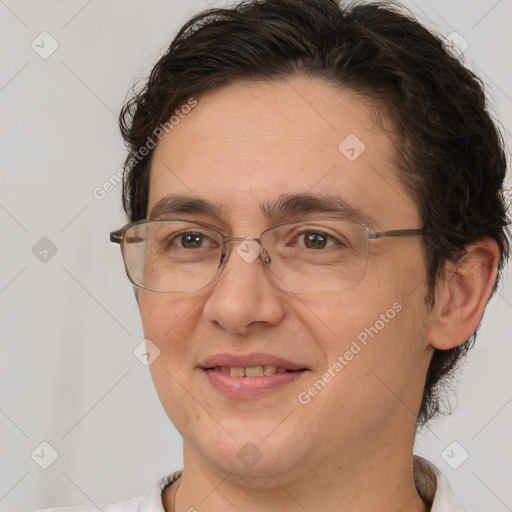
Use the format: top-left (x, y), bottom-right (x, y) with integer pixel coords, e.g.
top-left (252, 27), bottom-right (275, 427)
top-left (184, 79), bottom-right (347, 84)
top-left (261, 248), bottom-right (271, 268)
top-left (218, 249), bottom-right (227, 268)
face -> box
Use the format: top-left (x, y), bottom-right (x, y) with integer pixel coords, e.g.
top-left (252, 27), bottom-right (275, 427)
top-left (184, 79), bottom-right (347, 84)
top-left (139, 77), bottom-right (434, 482)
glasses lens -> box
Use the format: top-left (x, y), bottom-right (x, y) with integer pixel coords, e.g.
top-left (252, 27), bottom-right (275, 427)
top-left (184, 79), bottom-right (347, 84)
top-left (261, 219), bottom-right (369, 293)
top-left (120, 219), bottom-right (369, 293)
top-left (122, 220), bottom-right (223, 292)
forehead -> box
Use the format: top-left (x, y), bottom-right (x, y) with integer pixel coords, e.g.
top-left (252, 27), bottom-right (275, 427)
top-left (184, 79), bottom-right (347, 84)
top-left (148, 77), bottom-right (420, 230)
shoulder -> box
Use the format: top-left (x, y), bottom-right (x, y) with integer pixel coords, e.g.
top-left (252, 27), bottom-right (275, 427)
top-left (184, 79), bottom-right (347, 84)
top-left (33, 471), bottom-right (182, 512)
top-left (413, 455), bottom-right (469, 512)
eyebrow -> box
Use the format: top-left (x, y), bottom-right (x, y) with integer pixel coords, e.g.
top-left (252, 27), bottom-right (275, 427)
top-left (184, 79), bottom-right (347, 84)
top-left (149, 192), bottom-right (376, 225)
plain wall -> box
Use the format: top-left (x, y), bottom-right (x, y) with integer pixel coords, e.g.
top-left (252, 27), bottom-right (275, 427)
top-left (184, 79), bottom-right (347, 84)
top-left (1, 1), bottom-right (511, 510)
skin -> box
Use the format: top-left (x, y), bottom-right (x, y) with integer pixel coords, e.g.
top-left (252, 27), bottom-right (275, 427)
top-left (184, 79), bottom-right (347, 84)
top-left (136, 76), bottom-right (499, 512)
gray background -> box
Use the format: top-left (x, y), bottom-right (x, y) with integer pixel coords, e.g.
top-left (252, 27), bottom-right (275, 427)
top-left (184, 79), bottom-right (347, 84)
top-left (0, 0), bottom-right (511, 510)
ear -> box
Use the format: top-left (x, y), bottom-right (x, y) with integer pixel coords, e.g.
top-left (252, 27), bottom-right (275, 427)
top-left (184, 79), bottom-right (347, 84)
top-left (428, 238), bottom-right (500, 350)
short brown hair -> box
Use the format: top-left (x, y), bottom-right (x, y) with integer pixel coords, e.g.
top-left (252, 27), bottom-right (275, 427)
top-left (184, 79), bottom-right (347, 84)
top-left (119, 0), bottom-right (510, 426)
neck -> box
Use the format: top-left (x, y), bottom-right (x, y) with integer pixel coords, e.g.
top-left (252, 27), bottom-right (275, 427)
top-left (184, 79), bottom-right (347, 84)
top-left (163, 428), bottom-right (429, 512)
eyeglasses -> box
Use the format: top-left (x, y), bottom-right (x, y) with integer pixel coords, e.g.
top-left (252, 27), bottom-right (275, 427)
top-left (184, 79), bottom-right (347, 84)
top-left (110, 218), bottom-right (426, 294)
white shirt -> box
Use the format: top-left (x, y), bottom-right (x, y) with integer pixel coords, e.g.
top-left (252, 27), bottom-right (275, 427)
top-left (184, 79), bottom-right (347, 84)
top-left (36, 456), bottom-right (468, 512)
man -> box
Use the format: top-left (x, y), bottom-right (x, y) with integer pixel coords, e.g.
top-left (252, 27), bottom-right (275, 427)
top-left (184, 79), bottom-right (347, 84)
top-left (41, 0), bottom-right (509, 510)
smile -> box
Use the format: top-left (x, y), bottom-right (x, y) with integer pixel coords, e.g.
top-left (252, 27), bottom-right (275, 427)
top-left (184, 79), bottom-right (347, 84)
top-left (208, 365), bottom-right (292, 377)
top-left (200, 353), bottom-right (309, 399)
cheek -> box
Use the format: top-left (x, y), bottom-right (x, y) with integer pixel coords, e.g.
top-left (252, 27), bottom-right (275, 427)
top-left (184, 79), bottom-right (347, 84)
top-left (141, 291), bottom-right (194, 333)
top-left (297, 290), bottom-right (429, 439)
top-left (139, 292), bottom-right (203, 366)
top-left (305, 264), bottom-right (429, 392)
top-left (302, 289), bottom-right (405, 359)
top-left (138, 293), bottom-right (204, 427)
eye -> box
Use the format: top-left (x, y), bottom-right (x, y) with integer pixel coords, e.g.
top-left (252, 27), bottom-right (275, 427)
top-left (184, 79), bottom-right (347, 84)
top-left (293, 229), bottom-right (346, 250)
top-left (169, 230), bottom-right (219, 250)
top-left (300, 231), bottom-right (329, 249)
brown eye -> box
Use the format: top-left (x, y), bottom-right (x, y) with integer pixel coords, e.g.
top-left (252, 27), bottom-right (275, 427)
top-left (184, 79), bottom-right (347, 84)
top-left (302, 231), bottom-right (329, 249)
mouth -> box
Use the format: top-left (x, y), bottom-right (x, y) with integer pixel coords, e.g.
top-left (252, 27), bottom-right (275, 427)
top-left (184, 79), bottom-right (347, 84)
top-left (206, 365), bottom-right (297, 377)
top-left (199, 353), bottom-right (309, 399)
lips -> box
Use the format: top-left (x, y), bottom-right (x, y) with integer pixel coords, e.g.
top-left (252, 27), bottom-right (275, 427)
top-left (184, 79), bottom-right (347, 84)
top-left (200, 353), bottom-right (309, 399)
top-left (201, 353), bottom-right (307, 373)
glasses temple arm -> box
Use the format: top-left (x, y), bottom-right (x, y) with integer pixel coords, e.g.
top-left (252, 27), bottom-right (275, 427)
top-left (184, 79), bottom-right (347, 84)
top-left (368, 229), bottom-right (427, 240)
top-left (110, 230), bottom-right (123, 244)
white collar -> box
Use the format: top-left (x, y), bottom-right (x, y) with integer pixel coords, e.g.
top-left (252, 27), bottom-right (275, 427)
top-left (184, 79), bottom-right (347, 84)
top-left (133, 455), bottom-right (467, 512)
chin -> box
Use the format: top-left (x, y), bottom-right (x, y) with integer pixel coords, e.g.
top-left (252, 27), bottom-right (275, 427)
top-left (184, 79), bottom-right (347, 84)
top-left (185, 420), bottom-right (312, 483)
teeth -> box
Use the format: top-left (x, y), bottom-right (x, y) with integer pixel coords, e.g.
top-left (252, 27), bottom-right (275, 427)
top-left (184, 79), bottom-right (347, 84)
top-left (245, 366), bottom-right (264, 377)
top-left (229, 367), bottom-right (245, 377)
top-left (263, 365), bottom-right (278, 375)
top-left (215, 365), bottom-right (289, 377)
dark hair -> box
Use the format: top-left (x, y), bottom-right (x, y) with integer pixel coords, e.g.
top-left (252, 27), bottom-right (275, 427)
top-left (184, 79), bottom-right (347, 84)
top-left (119, 0), bottom-right (510, 426)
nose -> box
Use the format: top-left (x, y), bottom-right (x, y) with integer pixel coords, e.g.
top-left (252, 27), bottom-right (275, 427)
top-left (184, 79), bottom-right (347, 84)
top-left (201, 238), bottom-right (286, 335)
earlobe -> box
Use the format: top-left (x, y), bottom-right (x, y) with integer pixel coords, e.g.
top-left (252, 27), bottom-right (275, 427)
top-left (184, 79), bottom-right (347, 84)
top-left (428, 238), bottom-right (500, 350)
